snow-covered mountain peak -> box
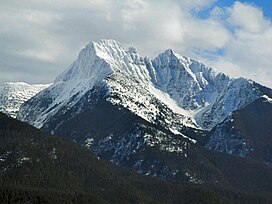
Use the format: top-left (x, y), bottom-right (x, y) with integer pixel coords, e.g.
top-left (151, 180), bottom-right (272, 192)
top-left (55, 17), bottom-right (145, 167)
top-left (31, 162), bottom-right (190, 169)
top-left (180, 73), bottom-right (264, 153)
top-left (55, 39), bottom-right (150, 85)
top-left (150, 49), bottom-right (215, 111)
top-left (88, 39), bottom-right (143, 66)
top-left (152, 48), bottom-right (218, 87)
top-left (92, 39), bottom-right (127, 61)
top-left (0, 82), bottom-right (49, 118)
top-left (55, 41), bottom-right (112, 83)
top-left (154, 48), bottom-right (189, 66)
top-left (17, 39), bottom-right (271, 132)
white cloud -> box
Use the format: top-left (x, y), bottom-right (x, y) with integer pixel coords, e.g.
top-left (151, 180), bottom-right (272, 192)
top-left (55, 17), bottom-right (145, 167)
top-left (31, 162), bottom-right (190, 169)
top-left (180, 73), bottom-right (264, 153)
top-left (0, 0), bottom-right (271, 87)
top-left (183, 18), bottom-right (230, 50)
top-left (121, 0), bottom-right (148, 31)
top-left (161, 17), bottom-right (185, 43)
top-left (23, 50), bottom-right (55, 62)
top-left (213, 2), bottom-right (272, 87)
top-left (228, 1), bottom-right (270, 33)
top-left (178, 0), bottom-right (217, 11)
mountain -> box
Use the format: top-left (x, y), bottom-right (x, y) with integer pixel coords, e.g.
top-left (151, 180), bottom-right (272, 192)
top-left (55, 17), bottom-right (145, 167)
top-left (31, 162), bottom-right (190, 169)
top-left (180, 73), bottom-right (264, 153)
top-left (206, 93), bottom-right (272, 161)
top-left (149, 50), bottom-right (262, 129)
top-left (3, 112), bottom-right (272, 203)
top-left (0, 82), bottom-right (49, 118)
top-left (17, 40), bottom-right (266, 131)
top-left (16, 39), bottom-right (272, 178)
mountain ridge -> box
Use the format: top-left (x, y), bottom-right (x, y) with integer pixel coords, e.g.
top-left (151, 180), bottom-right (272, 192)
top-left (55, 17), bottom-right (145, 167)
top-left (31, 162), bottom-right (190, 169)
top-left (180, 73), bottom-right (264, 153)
top-left (17, 39), bottom-right (269, 131)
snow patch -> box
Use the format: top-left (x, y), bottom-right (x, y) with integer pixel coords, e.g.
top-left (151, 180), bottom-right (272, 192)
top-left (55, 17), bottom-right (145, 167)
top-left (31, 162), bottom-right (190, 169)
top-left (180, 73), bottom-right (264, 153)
top-left (185, 172), bottom-right (203, 184)
top-left (262, 95), bottom-right (272, 103)
top-left (85, 138), bottom-right (94, 149)
top-left (51, 148), bottom-right (58, 160)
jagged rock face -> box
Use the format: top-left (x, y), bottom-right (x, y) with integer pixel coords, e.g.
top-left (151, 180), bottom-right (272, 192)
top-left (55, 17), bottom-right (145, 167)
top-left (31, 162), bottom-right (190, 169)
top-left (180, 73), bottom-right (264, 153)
top-left (0, 82), bottom-right (49, 118)
top-left (206, 95), bottom-right (272, 162)
top-left (150, 49), bottom-right (216, 110)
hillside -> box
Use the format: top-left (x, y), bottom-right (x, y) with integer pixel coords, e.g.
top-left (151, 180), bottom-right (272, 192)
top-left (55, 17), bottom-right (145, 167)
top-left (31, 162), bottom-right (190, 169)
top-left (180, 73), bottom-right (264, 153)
top-left (1, 113), bottom-right (272, 203)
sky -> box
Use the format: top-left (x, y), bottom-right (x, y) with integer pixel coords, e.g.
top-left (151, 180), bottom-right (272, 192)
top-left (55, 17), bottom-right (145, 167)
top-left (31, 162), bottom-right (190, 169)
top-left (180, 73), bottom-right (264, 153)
top-left (0, 0), bottom-right (271, 87)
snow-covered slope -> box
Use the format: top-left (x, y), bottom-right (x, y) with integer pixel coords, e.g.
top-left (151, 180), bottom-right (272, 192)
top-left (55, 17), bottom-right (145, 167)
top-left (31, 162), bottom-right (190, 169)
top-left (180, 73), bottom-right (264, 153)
top-left (17, 39), bottom-right (268, 132)
top-left (0, 82), bottom-right (49, 118)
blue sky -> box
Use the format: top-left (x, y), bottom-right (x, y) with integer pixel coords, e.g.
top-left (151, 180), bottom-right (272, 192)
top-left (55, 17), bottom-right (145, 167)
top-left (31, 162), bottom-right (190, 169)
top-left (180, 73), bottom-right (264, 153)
top-left (196, 0), bottom-right (272, 20)
top-left (0, 0), bottom-right (271, 87)
top-left (217, 0), bottom-right (272, 17)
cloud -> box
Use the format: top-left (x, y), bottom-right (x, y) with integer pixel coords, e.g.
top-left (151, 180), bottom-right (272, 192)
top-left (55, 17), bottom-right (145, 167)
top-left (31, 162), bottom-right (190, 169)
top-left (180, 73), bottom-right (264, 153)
top-left (0, 0), bottom-right (271, 88)
top-left (209, 2), bottom-right (272, 87)
top-left (178, 0), bottom-right (217, 11)
top-left (228, 1), bottom-right (270, 33)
